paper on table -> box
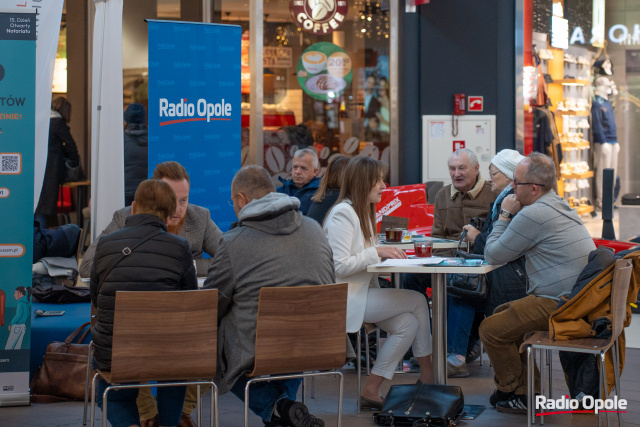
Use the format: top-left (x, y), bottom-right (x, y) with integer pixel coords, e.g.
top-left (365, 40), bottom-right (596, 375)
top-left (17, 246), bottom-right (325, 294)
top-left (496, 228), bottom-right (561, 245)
top-left (376, 257), bottom-right (446, 267)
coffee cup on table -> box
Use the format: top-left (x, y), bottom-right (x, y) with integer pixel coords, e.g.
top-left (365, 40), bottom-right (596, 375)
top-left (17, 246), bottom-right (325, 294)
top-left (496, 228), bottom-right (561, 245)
top-left (385, 228), bottom-right (404, 243)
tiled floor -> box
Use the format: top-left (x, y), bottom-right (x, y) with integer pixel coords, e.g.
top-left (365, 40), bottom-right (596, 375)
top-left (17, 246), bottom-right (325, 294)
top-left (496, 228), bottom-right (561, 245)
top-left (1, 347), bottom-right (639, 426)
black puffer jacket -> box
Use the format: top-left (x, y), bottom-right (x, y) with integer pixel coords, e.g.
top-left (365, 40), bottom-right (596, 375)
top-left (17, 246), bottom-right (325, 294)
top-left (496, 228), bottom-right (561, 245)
top-left (90, 214), bottom-right (197, 371)
top-left (123, 124), bottom-right (148, 206)
top-left (473, 189), bottom-right (528, 315)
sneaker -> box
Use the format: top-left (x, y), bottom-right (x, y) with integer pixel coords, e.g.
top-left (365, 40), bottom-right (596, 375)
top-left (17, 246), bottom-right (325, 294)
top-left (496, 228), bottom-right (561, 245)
top-left (446, 354), bottom-right (469, 378)
top-left (489, 389), bottom-right (515, 407)
top-left (275, 398), bottom-right (325, 427)
top-left (496, 394), bottom-right (528, 414)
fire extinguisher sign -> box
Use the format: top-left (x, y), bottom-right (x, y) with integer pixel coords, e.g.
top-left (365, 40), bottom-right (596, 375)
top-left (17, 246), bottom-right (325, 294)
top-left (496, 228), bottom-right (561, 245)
top-left (468, 96), bottom-right (483, 112)
top-left (453, 141), bottom-right (466, 151)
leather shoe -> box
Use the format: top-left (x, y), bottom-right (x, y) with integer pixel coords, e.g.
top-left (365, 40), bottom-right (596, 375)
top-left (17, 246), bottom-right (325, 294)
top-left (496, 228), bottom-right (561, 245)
top-left (359, 395), bottom-right (384, 411)
top-left (179, 413), bottom-right (196, 427)
top-left (140, 415), bottom-right (159, 427)
top-left (275, 398), bottom-right (325, 427)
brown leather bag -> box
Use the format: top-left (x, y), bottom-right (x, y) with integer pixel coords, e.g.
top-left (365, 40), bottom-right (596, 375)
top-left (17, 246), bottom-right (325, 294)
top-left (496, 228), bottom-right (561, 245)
top-left (30, 321), bottom-right (93, 402)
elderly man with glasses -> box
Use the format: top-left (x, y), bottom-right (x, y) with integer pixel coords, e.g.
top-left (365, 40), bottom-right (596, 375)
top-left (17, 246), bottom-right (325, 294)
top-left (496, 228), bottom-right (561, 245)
top-left (479, 152), bottom-right (595, 414)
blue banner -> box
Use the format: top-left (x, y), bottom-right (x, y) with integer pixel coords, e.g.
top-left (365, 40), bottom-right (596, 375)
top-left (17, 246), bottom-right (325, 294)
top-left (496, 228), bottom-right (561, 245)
top-left (148, 21), bottom-right (241, 232)
top-left (0, 10), bottom-right (35, 406)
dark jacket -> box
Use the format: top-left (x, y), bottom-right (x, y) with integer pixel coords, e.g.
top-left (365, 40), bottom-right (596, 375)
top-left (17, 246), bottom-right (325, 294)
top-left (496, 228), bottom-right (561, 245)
top-left (36, 116), bottom-right (81, 216)
top-left (277, 176), bottom-right (321, 215)
top-left (90, 214), bottom-right (197, 371)
top-left (473, 188), bottom-right (528, 315)
top-left (123, 124), bottom-right (148, 206)
top-left (591, 95), bottom-right (617, 143)
top-left (307, 188), bottom-right (340, 224)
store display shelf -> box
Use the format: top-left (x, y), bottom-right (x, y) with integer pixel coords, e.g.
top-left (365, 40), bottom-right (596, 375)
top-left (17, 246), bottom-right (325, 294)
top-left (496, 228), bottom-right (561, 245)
top-left (556, 111), bottom-right (589, 116)
top-left (561, 79), bottom-right (589, 86)
top-left (575, 205), bottom-right (594, 215)
top-left (561, 142), bottom-right (590, 150)
top-left (562, 171), bottom-right (594, 179)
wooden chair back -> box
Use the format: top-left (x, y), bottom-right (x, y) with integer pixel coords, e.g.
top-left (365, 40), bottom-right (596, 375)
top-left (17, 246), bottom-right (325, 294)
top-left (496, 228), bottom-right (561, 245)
top-left (250, 283), bottom-right (348, 377)
top-left (611, 259), bottom-right (633, 340)
top-left (109, 289), bottom-right (217, 383)
top-left (380, 215), bottom-right (409, 232)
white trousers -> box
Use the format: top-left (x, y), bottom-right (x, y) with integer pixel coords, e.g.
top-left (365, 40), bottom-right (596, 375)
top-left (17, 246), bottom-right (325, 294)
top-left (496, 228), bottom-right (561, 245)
top-left (593, 142), bottom-right (620, 206)
top-left (363, 288), bottom-right (432, 380)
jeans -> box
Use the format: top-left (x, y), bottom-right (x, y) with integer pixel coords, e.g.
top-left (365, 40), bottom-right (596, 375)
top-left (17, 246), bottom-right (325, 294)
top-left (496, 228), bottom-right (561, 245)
top-left (230, 377), bottom-right (301, 423)
top-left (447, 295), bottom-right (476, 356)
top-left (479, 295), bottom-right (557, 395)
top-left (96, 379), bottom-right (186, 427)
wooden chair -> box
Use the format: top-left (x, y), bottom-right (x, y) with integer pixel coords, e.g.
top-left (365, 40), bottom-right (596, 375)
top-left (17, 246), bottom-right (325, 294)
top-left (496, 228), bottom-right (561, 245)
top-left (90, 290), bottom-right (219, 427)
top-left (521, 259), bottom-right (633, 427)
top-left (356, 322), bottom-right (380, 414)
top-left (243, 283), bottom-right (347, 427)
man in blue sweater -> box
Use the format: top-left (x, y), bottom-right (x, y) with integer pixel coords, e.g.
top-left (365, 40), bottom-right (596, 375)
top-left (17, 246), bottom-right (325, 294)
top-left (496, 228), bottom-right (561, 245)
top-left (479, 152), bottom-right (595, 414)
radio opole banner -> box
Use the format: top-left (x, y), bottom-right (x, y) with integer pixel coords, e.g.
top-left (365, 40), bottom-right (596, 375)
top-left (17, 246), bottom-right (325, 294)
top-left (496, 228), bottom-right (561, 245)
top-left (0, 10), bottom-right (35, 407)
top-left (148, 21), bottom-right (241, 232)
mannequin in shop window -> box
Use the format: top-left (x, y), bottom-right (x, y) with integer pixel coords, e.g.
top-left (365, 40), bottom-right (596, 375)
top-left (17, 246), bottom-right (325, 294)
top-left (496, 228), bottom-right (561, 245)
top-left (591, 76), bottom-right (619, 209)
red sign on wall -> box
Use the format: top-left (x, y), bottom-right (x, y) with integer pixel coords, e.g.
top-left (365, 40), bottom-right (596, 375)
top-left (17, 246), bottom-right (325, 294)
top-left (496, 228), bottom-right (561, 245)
top-left (468, 96), bottom-right (484, 112)
top-left (453, 141), bottom-right (466, 151)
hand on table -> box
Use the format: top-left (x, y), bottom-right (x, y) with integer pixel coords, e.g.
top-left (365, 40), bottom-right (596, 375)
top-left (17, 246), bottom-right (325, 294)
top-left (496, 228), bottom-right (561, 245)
top-left (376, 246), bottom-right (407, 259)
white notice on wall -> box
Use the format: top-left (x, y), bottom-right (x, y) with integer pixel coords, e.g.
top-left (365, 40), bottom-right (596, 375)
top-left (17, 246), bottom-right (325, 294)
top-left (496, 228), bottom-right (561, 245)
top-left (430, 122), bottom-right (445, 138)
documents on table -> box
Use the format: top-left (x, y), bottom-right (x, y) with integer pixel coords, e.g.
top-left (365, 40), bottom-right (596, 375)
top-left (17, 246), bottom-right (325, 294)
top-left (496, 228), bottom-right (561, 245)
top-left (376, 257), bottom-right (447, 267)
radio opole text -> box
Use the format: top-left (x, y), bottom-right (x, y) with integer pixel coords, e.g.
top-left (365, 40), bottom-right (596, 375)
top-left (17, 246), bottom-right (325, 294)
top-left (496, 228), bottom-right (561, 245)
top-left (159, 98), bottom-right (232, 122)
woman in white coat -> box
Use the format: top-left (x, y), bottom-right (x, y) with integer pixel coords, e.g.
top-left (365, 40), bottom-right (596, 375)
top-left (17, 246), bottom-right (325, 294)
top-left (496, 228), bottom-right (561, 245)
top-left (323, 156), bottom-right (433, 409)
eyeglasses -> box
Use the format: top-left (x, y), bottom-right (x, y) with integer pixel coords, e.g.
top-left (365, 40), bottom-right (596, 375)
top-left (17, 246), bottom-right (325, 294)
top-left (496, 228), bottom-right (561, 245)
top-left (513, 180), bottom-right (546, 187)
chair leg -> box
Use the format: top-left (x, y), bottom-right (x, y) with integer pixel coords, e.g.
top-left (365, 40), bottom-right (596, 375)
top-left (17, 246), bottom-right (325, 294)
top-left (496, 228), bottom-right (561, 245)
top-left (539, 349), bottom-right (544, 426)
top-left (90, 373), bottom-right (98, 427)
top-left (337, 372), bottom-right (344, 427)
top-left (356, 330), bottom-right (362, 414)
top-left (613, 340), bottom-right (622, 397)
top-left (547, 350), bottom-right (553, 399)
top-left (365, 329), bottom-right (371, 376)
top-left (213, 382), bottom-right (219, 427)
top-left (102, 386), bottom-right (111, 427)
top-left (301, 377), bottom-right (306, 405)
top-left (310, 376), bottom-right (315, 399)
top-left (83, 344), bottom-right (93, 425)
top-left (527, 346), bottom-right (534, 427)
top-left (244, 380), bottom-right (251, 427)
top-left (197, 384), bottom-right (202, 427)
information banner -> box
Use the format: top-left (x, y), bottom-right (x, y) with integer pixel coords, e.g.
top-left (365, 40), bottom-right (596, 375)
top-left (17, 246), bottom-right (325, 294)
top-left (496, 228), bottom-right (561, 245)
top-left (148, 21), bottom-right (241, 232)
top-left (0, 9), bottom-right (36, 407)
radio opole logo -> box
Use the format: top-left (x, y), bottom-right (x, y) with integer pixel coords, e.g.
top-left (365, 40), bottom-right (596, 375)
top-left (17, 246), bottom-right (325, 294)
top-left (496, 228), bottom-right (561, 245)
top-left (536, 395), bottom-right (627, 416)
top-left (159, 97), bottom-right (232, 126)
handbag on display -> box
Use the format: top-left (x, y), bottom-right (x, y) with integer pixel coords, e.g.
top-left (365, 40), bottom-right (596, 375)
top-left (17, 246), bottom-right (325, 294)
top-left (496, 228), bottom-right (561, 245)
top-left (445, 229), bottom-right (488, 302)
top-left (373, 383), bottom-right (465, 426)
top-left (30, 322), bottom-right (93, 402)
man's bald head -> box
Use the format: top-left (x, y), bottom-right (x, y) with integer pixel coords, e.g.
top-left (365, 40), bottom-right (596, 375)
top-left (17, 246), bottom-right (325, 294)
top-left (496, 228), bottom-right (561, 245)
top-left (231, 166), bottom-right (276, 213)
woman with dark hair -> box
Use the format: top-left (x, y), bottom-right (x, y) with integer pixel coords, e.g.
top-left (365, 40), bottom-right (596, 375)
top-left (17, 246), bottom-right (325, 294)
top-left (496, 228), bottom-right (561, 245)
top-left (35, 97), bottom-right (81, 227)
top-left (5, 286), bottom-right (31, 350)
top-left (323, 156), bottom-right (433, 410)
top-left (307, 154), bottom-right (349, 224)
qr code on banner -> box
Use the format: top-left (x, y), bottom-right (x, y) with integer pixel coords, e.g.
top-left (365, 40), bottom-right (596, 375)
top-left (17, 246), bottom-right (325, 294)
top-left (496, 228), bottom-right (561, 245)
top-left (0, 153), bottom-right (21, 174)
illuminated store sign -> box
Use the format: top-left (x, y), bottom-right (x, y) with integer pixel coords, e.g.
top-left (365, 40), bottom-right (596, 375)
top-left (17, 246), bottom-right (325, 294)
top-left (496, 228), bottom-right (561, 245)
top-left (290, 0), bottom-right (348, 35)
top-left (570, 24), bottom-right (640, 46)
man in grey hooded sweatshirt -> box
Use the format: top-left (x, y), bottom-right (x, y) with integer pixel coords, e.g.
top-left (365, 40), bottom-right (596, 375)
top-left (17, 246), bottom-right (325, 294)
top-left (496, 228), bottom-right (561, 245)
top-left (204, 165), bottom-right (335, 427)
top-left (479, 152), bottom-right (595, 414)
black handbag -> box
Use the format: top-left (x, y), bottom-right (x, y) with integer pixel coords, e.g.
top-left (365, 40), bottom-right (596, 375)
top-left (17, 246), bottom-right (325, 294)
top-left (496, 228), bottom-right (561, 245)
top-left (373, 383), bottom-right (465, 426)
top-left (445, 231), bottom-right (488, 301)
top-left (63, 158), bottom-right (84, 182)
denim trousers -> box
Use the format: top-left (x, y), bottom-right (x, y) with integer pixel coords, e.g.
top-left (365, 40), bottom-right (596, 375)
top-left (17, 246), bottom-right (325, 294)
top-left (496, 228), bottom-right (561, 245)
top-left (96, 379), bottom-right (186, 427)
top-left (230, 376), bottom-right (302, 423)
top-left (479, 295), bottom-right (557, 395)
top-left (447, 295), bottom-right (476, 356)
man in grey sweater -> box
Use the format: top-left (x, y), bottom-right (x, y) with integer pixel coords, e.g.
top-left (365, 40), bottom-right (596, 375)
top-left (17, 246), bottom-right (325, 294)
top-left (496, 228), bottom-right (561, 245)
top-left (204, 165), bottom-right (335, 427)
top-left (479, 152), bottom-right (595, 414)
